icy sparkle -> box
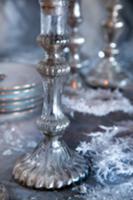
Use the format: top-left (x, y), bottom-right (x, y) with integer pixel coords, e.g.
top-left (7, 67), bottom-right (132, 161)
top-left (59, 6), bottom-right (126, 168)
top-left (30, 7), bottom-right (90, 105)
top-left (0, 123), bottom-right (38, 156)
top-left (63, 89), bottom-right (133, 116)
top-left (74, 122), bottom-right (133, 200)
top-left (76, 123), bottom-right (133, 185)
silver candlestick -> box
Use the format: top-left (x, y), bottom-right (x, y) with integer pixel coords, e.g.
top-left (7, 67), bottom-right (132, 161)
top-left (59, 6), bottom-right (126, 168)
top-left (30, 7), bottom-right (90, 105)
top-left (13, 0), bottom-right (88, 190)
top-left (86, 0), bottom-right (130, 89)
top-left (66, 0), bottom-right (89, 91)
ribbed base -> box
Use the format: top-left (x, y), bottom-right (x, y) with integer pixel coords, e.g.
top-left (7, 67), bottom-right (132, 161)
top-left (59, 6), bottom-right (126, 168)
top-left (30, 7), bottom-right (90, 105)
top-left (13, 140), bottom-right (89, 189)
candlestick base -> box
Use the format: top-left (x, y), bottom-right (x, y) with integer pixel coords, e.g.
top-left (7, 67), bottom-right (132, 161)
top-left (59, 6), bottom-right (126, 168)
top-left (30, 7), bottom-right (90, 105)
top-left (85, 58), bottom-right (130, 89)
top-left (65, 53), bottom-right (90, 92)
top-left (65, 73), bottom-right (86, 93)
top-left (13, 139), bottom-right (88, 189)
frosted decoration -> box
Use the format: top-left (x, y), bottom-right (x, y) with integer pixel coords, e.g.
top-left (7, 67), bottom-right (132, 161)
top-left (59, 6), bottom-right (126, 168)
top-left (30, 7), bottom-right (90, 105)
top-left (0, 123), bottom-right (37, 156)
top-left (76, 122), bottom-right (133, 185)
top-left (0, 184), bottom-right (9, 200)
top-left (63, 89), bottom-right (133, 116)
top-left (72, 181), bottom-right (133, 200)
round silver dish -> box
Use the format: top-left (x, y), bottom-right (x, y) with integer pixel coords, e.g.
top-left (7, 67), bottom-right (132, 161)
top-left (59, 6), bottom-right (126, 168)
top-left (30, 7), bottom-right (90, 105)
top-left (0, 62), bottom-right (43, 114)
top-left (0, 62), bottom-right (41, 91)
top-left (0, 97), bottom-right (42, 113)
top-left (0, 85), bottom-right (42, 102)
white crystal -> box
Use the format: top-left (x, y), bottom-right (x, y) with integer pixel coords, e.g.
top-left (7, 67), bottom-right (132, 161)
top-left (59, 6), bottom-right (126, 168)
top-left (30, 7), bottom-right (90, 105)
top-left (63, 89), bottom-right (133, 116)
top-left (76, 122), bottom-right (133, 185)
top-left (2, 149), bottom-right (12, 156)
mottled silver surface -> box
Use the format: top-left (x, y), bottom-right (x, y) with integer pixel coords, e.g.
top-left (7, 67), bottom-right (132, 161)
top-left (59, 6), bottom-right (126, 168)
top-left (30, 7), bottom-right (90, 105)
top-left (0, 91), bottom-right (133, 199)
top-left (66, 0), bottom-right (89, 91)
top-left (13, 140), bottom-right (88, 189)
top-left (86, 0), bottom-right (131, 89)
top-left (13, 0), bottom-right (88, 190)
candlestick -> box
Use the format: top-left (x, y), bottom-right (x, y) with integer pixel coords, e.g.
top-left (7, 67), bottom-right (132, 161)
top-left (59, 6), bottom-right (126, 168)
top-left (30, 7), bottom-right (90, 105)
top-left (86, 0), bottom-right (130, 89)
top-left (12, 0), bottom-right (88, 189)
top-left (66, 0), bottom-right (89, 91)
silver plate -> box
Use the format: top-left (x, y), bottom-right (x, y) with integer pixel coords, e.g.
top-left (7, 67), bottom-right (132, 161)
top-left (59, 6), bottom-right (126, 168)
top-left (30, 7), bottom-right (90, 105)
top-left (0, 62), bottom-right (41, 91)
top-left (0, 85), bottom-right (42, 102)
top-left (0, 98), bottom-right (42, 113)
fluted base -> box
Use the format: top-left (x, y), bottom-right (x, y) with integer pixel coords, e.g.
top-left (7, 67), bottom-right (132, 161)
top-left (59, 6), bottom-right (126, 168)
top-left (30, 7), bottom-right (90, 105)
top-left (13, 140), bottom-right (88, 189)
top-left (86, 58), bottom-right (130, 89)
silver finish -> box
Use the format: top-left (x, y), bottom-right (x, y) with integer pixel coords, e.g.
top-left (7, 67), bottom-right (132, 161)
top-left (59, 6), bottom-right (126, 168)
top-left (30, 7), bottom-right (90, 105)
top-left (66, 0), bottom-right (89, 91)
top-left (0, 97), bottom-right (42, 114)
top-left (0, 62), bottom-right (43, 113)
top-left (0, 86), bottom-right (42, 102)
top-left (86, 0), bottom-right (130, 89)
top-left (13, 0), bottom-right (88, 190)
top-left (0, 63), bottom-right (41, 91)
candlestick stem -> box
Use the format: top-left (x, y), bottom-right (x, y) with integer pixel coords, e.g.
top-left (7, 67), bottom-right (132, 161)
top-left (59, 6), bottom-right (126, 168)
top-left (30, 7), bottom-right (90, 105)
top-left (66, 0), bottom-right (89, 91)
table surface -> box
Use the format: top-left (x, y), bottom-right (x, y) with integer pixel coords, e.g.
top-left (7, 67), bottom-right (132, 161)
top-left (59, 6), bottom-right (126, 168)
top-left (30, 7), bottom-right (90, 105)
top-left (0, 87), bottom-right (133, 200)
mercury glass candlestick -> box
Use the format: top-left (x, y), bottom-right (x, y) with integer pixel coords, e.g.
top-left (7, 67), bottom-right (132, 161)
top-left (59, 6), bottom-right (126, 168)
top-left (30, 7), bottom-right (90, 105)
top-left (13, 0), bottom-right (88, 190)
top-left (66, 0), bottom-right (89, 91)
top-left (86, 0), bottom-right (130, 89)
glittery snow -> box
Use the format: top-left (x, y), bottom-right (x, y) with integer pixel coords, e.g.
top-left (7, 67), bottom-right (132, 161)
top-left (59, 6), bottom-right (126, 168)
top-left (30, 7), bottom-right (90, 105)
top-left (63, 89), bottom-right (133, 116)
top-left (71, 181), bottom-right (133, 200)
top-left (76, 123), bottom-right (133, 185)
top-left (74, 122), bottom-right (133, 200)
top-left (0, 123), bottom-right (38, 156)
